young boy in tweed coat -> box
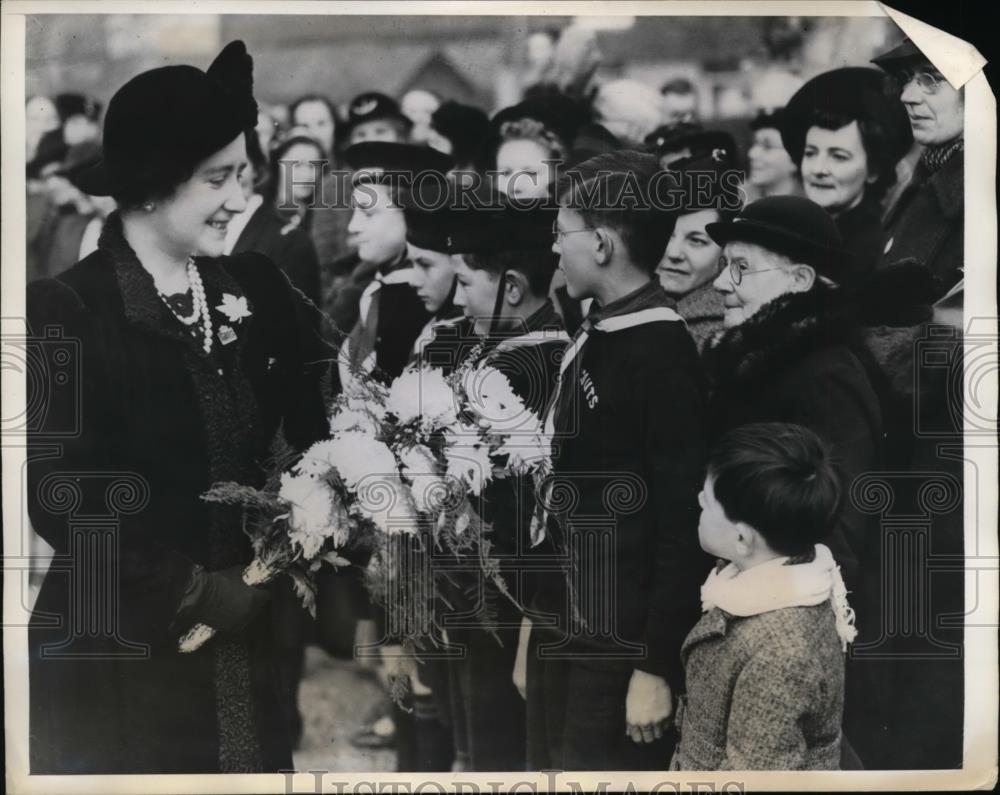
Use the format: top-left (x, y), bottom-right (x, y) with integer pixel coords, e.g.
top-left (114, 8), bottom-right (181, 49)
top-left (672, 423), bottom-right (858, 771)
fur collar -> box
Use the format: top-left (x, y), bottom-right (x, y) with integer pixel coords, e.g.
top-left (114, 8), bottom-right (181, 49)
top-left (703, 288), bottom-right (857, 389)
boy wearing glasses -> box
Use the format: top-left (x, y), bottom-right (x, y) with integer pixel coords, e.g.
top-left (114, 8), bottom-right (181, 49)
top-left (525, 151), bottom-right (711, 770)
top-left (872, 37), bottom-right (964, 298)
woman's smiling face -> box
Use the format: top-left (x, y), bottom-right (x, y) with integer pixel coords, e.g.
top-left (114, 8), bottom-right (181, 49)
top-left (150, 133), bottom-right (249, 259)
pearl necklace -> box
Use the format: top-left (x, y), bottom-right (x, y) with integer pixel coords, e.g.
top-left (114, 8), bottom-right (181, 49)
top-left (158, 258), bottom-right (213, 354)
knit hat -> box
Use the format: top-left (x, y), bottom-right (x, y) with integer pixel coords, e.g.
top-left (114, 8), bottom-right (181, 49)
top-left (74, 41), bottom-right (258, 197)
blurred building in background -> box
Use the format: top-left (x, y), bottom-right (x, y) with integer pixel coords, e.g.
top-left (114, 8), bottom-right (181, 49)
top-left (27, 13), bottom-right (899, 122)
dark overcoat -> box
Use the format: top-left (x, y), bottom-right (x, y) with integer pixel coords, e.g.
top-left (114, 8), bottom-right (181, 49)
top-left (231, 201), bottom-right (322, 305)
top-left (26, 213), bottom-right (330, 774)
top-left (702, 287), bottom-right (884, 593)
top-left (879, 149), bottom-right (963, 299)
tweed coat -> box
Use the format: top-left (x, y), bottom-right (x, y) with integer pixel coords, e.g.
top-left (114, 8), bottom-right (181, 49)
top-left (26, 213), bottom-right (330, 774)
top-left (671, 602), bottom-right (846, 770)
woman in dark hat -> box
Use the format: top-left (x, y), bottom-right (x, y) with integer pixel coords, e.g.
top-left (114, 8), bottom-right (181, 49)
top-left (703, 195), bottom-right (884, 769)
top-left (426, 100), bottom-right (491, 174)
top-left (745, 109), bottom-right (802, 199)
top-left (26, 41), bottom-right (330, 774)
top-left (654, 149), bottom-right (744, 351)
top-left (781, 67), bottom-right (913, 285)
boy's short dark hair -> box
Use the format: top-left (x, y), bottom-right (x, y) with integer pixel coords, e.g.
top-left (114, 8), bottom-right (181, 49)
top-left (462, 248), bottom-right (558, 297)
top-left (556, 150), bottom-right (673, 274)
top-left (707, 423), bottom-right (842, 557)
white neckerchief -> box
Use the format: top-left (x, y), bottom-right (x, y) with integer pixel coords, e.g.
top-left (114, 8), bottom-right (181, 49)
top-left (223, 193), bottom-right (264, 255)
top-left (338, 264), bottom-right (417, 390)
top-left (542, 306), bottom-right (682, 437)
top-left (700, 543), bottom-right (858, 651)
top-left (494, 328), bottom-right (571, 353)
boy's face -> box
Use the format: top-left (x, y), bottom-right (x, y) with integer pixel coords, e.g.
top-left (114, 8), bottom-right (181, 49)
top-left (552, 207), bottom-right (600, 300)
top-left (697, 475), bottom-right (742, 561)
top-left (409, 243), bottom-right (456, 313)
top-left (348, 184), bottom-right (407, 265)
top-left (453, 255), bottom-right (501, 337)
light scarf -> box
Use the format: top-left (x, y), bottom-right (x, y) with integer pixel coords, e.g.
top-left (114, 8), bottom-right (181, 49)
top-left (700, 543), bottom-right (858, 651)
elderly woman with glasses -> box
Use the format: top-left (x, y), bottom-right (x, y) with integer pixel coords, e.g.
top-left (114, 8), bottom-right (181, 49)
top-left (871, 38), bottom-right (964, 299)
top-left (702, 195), bottom-right (887, 768)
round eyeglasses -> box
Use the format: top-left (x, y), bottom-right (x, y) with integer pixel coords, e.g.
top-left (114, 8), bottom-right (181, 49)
top-left (891, 68), bottom-right (945, 95)
top-left (719, 257), bottom-right (786, 286)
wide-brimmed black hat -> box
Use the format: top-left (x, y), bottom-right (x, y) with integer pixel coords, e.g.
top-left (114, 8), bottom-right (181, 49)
top-left (57, 141), bottom-right (102, 182)
top-left (342, 92), bottom-right (412, 139)
top-left (74, 41), bottom-right (257, 197)
top-left (343, 141), bottom-right (455, 186)
top-left (705, 195), bottom-right (849, 280)
top-left (779, 67), bottom-right (913, 166)
top-left (871, 37), bottom-right (928, 71)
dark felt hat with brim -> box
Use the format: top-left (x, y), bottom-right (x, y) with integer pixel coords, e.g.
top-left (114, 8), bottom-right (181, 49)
top-left (779, 67), bottom-right (912, 166)
top-left (706, 195), bottom-right (849, 280)
top-left (871, 37), bottom-right (928, 71)
top-left (343, 141), bottom-right (455, 186)
top-left (74, 41), bottom-right (258, 197)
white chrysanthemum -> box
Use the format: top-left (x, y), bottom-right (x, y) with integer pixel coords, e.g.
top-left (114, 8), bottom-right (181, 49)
top-left (387, 366), bottom-right (457, 429)
top-left (324, 432), bottom-right (398, 491)
top-left (398, 444), bottom-right (448, 514)
top-left (463, 366), bottom-right (530, 434)
top-left (279, 471), bottom-right (336, 559)
top-left (444, 440), bottom-right (494, 497)
top-left (354, 475), bottom-right (420, 535)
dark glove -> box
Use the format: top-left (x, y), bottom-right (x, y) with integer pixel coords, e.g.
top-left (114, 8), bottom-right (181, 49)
top-left (174, 564), bottom-right (271, 635)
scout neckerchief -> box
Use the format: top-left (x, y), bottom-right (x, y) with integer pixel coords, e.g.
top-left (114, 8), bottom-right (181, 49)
top-left (536, 281), bottom-right (683, 545)
top-left (337, 256), bottom-right (414, 388)
top-left (542, 280), bottom-right (682, 438)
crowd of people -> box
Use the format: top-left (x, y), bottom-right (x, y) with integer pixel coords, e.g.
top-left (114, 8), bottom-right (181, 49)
top-left (25, 26), bottom-right (966, 777)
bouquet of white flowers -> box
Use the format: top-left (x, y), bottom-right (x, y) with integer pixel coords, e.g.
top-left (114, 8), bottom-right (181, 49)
top-left (179, 362), bottom-right (551, 653)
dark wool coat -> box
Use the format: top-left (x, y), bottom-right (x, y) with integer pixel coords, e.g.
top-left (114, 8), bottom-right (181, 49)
top-left (231, 201), bottom-right (322, 305)
top-left (531, 286), bottom-right (712, 688)
top-left (26, 214), bottom-right (330, 774)
top-left (672, 603), bottom-right (845, 770)
top-left (836, 196), bottom-right (886, 288)
top-left (702, 288), bottom-right (884, 594)
top-left (879, 149), bottom-right (963, 299)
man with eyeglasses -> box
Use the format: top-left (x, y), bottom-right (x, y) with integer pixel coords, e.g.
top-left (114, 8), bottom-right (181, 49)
top-left (871, 37), bottom-right (964, 298)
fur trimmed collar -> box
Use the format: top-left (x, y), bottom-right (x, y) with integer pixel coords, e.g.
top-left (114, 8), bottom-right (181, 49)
top-left (703, 288), bottom-right (857, 389)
